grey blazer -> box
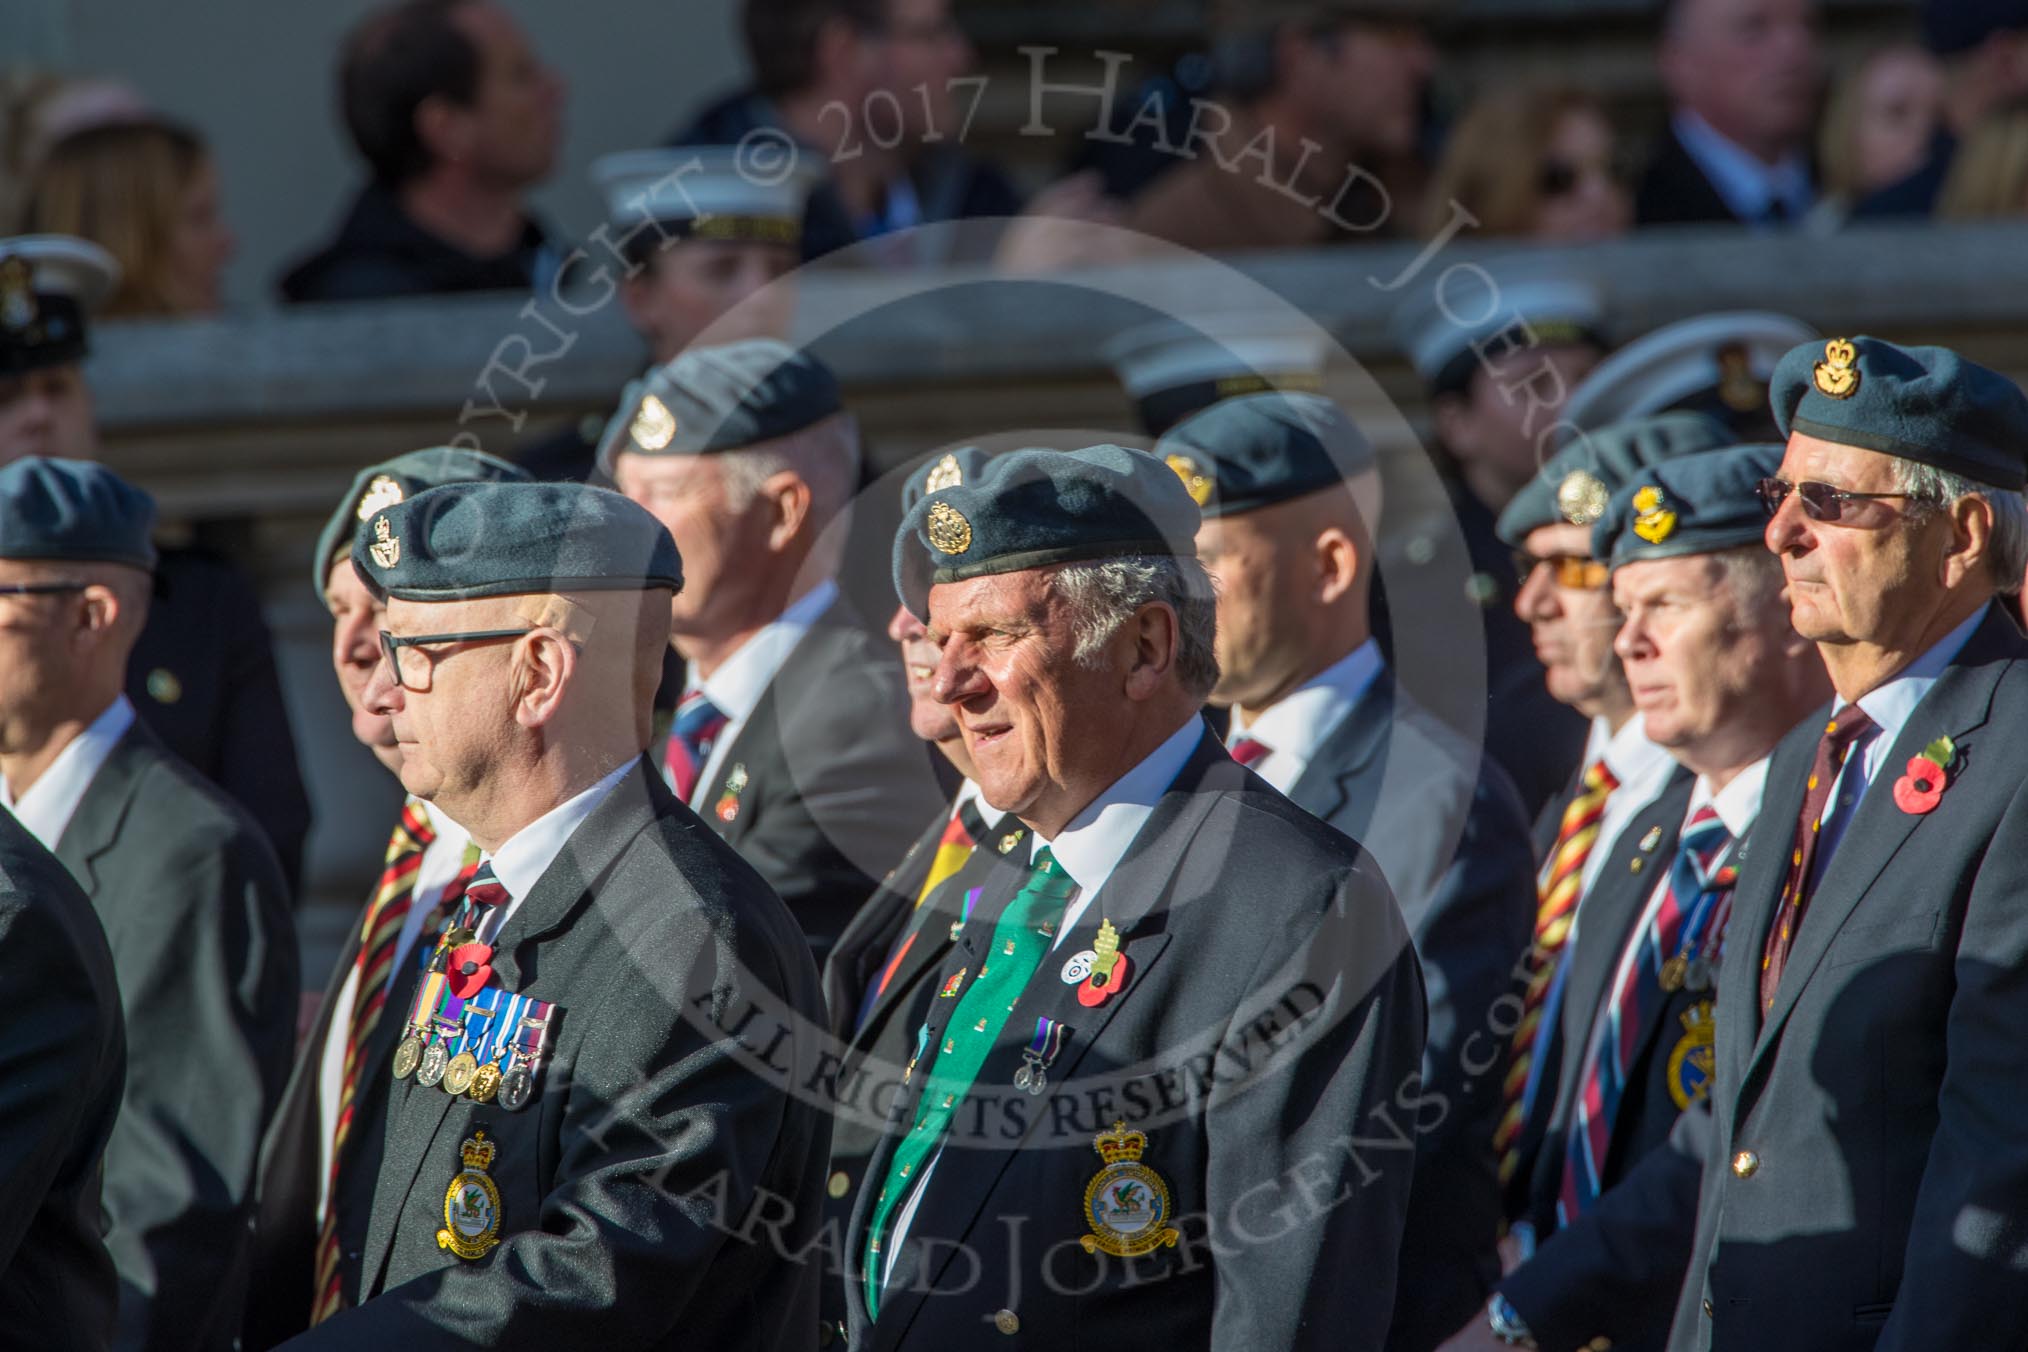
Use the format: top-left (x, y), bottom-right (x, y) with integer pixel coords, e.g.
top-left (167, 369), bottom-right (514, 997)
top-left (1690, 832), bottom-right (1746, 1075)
top-left (56, 721), bottom-right (297, 1352)
top-left (279, 759), bottom-right (832, 1351)
top-left (1672, 604), bottom-right (2028, 1351)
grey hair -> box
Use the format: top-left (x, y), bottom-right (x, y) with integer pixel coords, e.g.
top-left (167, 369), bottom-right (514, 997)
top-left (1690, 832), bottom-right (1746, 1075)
top-left (1051, 554), bottom-right (1220, 698)
top-left (1710, 544), bottom-right (1787, 620)
top-left (717, 412), bottom-right (863, 524)
top-left (1893, 458), bottom-right (2028, 595)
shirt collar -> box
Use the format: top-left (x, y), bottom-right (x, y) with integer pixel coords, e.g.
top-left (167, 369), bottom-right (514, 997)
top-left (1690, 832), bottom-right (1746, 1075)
top-left (1852, 604), bottom-right (1987, 749)
top-left (1689, 755), bottom-right (1771, 839)
top-left (2, 696), bottom-right (136, 850)
top-left (698, 579), bottom-right (839, 723)
top-left (482, 760), bottom-right (633, 904)
top-left (1031, 715), bottom-right (1203, 895)
top-left (1672, 110), bottom-right (1813, 221)
top-left (1227, 640), bottom-right (1383, 770)
top-left (1599, 712), bottom-right (1675, 790)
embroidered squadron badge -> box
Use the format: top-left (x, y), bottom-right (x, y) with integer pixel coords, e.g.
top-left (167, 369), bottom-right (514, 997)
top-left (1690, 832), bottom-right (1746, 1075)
top-left (1631, 485), bottom-right (1678, 544)
top-left (437, 1131), bottom-right (504, 1260)
top-left (369, 514), bottom-right (401, 568)
top-left (1813, 338), bottom-right (1860, 400)
top-left (1080, 1120), bottom-right (1180, 1257)
top-left (1667, 1002), bottom-right (1717, 1110)
top-left (631, 393), bottom-right (678, 451)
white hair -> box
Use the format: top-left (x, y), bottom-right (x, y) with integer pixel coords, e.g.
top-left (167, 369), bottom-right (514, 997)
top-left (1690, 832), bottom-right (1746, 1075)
top-left (1893, 458), bottom-right (2028, 595)
top-left (717, 411), bottom-right (863, 524)
top-left (1050, 554), bottom-right (1220, 698)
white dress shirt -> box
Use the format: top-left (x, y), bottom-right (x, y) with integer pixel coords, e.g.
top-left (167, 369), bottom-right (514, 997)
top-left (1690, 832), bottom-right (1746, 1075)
top-left (1224, 640), bottom-right (1383, 795)
top-left (1815, 606), bottom-right (1985, 870)
top-left (1560, 713), bottom-right (1681, 902)
top-left (686, 579), bottom-right (840, 807)
top-left (883, 712), bottom-right (1203, 1288)
top-left (315, 795), bottom-right (477, 1221)
top-left (480, 759), bottom-right (634, 936)
top-left (1673, 109), bottom-right (1814, 224)
top-left (1, 695), bottom-right (135, 849)
top-left (1576, 756), bottom-right (1770, 1086)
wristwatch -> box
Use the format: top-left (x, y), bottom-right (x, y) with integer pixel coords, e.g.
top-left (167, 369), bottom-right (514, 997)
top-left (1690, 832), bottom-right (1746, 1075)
top-left (1487, 1293), bottom-right (1539, 1348)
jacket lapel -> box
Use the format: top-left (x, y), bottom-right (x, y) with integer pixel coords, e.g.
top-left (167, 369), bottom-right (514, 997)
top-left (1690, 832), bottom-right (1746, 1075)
top-left (826, 811), bottom-right (947, 1038)
top-left (358, 761), bottom-right (661, 1291)
top-left (1742, 613), bottom-right (2014, 1092)
top-left (1283, 677), bottom-right (1391, 828)
top-left (871, 736), bottom-right (1224, 1342)
top-left (51, 723), bottom-right (152, 896)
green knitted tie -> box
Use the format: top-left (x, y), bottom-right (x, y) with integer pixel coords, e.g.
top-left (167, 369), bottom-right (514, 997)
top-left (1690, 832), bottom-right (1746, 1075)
top-left (863, 846), bottom-right (1077, 1319)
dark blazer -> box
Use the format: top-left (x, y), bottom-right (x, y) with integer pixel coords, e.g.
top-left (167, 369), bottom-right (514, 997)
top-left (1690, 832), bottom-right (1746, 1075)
top-left (682, 605), bottom-right (948, 960)
top-left (54, 720), bottom-right (299, 1352)
top-left (0, 811), bottom-right (126, 1352)
top-left (244, 808), bottom-right (448, 1349)
top-left (1501, 771), bottom-right (1718, 1351)
top-left (1672, 604), bottom-right (2028, 1351)
top-left (1278, 677), bottom-right (1535, 1352)
top-left (1635, 123), bottom-right (1745, 227)
top-left (844, 730), bottom-right (1428, 1351)
top-left (819, 799), bottom-right (1028, 1345)
top-left (128, 548), bottom-right (312, 895)
top-left (278, 760), bottom-right (831, 1350)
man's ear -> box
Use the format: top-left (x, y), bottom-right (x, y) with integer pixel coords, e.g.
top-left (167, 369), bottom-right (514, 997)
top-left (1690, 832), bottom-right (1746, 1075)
top-left (1940, 493), bottom-right (1994, 590)
top-left (1314, 526), bottom-right (1362, 606)
top-left (760, 471), bottom-right (815, 553)
top-left (413, 94), bottom-right (468, 169)
top-left (512, 629), bottom-right (577, 729)
top-left (1121, 601), bottom-right (1180, 701)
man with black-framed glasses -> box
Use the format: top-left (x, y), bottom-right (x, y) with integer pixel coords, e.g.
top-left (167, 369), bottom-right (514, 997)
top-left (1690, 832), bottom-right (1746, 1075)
top-left (0, 456), bottom-right (297, 1352)
top-left (279, 478), bottom-right (827, 1350)
top-left (1671, 335), bottom-right (2028, 1350)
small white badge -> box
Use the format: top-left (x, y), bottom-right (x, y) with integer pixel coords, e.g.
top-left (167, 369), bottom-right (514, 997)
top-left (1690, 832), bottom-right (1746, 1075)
top-left (1061, 949), bottom-right (1097, 985)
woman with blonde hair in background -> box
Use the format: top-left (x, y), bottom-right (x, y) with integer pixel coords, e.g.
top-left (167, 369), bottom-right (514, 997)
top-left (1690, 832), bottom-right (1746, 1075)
top-left (1816, 44), bottom-right (1943, 217)
top-left (1424, 85), bottom-right (1632, 241)
top-left (1936, 96), bottom-right (2028, 219)
top-left (21, 115), bottom-right (237, 315)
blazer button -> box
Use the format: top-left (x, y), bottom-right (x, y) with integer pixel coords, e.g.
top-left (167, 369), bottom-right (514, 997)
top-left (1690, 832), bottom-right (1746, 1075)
top-left (1731, 1149), bottom-right (1760, 1178)
top-left (1702, 1298), bottom-right (1715, 1318)
top-left (828, 1170), bottom-right (851, 1199)
top-left (994, 1308), bottom-right (1020, 1335)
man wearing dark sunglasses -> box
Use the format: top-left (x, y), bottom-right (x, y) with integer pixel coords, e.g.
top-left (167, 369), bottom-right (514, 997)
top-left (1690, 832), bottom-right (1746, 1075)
top-left (1672, 336), bottom-right (2028, 1350)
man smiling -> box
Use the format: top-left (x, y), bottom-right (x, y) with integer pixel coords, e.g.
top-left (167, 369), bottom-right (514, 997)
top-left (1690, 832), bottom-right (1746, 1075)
top-left (848, 443), bottom-right (1424, 1350)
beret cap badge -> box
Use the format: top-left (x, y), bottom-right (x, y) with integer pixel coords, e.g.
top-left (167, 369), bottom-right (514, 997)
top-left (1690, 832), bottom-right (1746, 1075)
top-left (923, 453), bottom-right (965, 494)
top-left (1164, 453), bottom-right (1214, 507)
top-left (1631, 484), bottom-right (1678, 544)
top-left (1813, 338), bottom-right (1860, 400)
top-left (369, 514), bottom-right (401, 568)
top-left (630, 394), bottom-right (678, 452)
top-left (926, 500), bottom-right (972, 555)
top-left (356, 474), bottom-right (406, 521)
top-left (1556, 470), bottom-right (1609, 526)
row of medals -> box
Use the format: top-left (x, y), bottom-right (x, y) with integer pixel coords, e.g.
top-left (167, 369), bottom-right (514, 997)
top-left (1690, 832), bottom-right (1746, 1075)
top-left (392, 1026), bottom-right (536, 1111)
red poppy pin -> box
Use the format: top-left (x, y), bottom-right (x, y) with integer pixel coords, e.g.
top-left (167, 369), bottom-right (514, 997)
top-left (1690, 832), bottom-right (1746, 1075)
top-left (1892, 736), bottom-right (1956, 816)
top-left (448, 942), bottom-right (494, 999)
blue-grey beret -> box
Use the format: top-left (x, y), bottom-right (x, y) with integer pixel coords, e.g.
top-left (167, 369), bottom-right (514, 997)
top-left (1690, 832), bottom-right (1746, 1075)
top-left (1592, 442), bottom-right (1783, 569)
top-left (1770, 335), bottom-right (2028, 492)
top-left (312, 446), bottom-right (530, 596)
top-left (594, 338), bottom-right (843, 474)
top-left (1496, 412), bottom-right (1735, 548)
top-left (893, 444), bottom-right (1201, 618)
top-left (1154, 391), bottom-right (1375, 519)
top-left (901, 446), bottom-right (996, 516)
top-left (0, 457), bottom-right (155, 571)
top-left (354, 481), bottom-right (682, 602)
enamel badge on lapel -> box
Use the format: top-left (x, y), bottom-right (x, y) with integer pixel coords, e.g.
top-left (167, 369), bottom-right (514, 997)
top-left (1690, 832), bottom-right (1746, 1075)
top-left (437, 1131), bottom-right (503, 1260)
top-left (1077, 919), bottom-right (1132, 1008)
top-left (1631, 825), bottom-right (1662, 874)
top-left (1080, 1120), bottom-right (1180, 1257)
top-left (715, 763), bottom-right (748, 824)
top-left (938, 966), bottom-right (968, 998)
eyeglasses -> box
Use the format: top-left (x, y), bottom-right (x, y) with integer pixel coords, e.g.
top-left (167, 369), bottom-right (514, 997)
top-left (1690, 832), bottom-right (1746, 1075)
top-left (0, 582), bottom-right (86, 597)
top-left (1513, 551), bottom-right (1610, 590)
top-left (379, 627), bottom-right (535, 692)
top-left (1757, 478), bottom-right (1914, 524)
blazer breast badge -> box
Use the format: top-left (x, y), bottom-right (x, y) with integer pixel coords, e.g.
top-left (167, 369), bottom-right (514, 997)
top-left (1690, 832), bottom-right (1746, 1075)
top-left (1080, 1120), bottom-right (1180, 1258)
top-left (437, 1131), bottom-right (504, 1260)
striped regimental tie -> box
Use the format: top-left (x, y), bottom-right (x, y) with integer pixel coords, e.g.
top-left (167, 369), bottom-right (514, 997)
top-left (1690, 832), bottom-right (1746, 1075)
top-left (1494, 758), bottom-right (1619, 1184)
